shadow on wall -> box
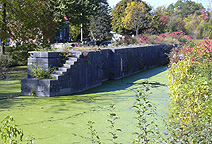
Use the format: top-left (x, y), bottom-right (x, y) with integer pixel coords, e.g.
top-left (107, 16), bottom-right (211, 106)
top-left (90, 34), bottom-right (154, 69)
top-left (77, 66), bottom-right (168, 95)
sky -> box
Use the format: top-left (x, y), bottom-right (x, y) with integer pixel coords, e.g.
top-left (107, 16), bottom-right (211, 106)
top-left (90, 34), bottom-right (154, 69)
top-left (108, 0), bottom-right (208, 9)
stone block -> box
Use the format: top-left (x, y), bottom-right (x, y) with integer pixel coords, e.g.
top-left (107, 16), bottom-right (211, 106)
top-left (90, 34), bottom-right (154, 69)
top-left (28, 58), bottom-right (37, 63)
top-left (21, 78), bottom-right (39, 96)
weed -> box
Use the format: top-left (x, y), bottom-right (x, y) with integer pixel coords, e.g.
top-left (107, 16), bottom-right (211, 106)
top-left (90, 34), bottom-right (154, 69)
top-left (28, 64), bottom-right (55, 79)
top-left (107, 104), bottom-right (121, 144)
top-left (87, 120), bottom-right (101, 144)
top-left (132, 84), bottom-right (162, 144)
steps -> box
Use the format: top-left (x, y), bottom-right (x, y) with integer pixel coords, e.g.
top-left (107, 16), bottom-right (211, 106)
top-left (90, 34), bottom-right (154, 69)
top-left (50, 51), bottom-right (80, 80)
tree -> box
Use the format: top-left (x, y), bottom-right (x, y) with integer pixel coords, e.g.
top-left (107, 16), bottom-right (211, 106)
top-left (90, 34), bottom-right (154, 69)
top-left (62, 0), bottom-right (108, 41)
top-left (159, 14), bottom-right (169, 33)
top-left (150, 6), bottom-right (168, 34)
top-left (111, 0), bottom-right (133, 35)
top-left (122, 1), bottom-right (151, 36)
top-left (69, 24), bottom-right (81, 41)
top-left (0, 2), bottom-right (7, 55)
top-left (63, 0), bottom-right (107, 25)
top-left (0, 0), bottom-right (58, 50)
top-left (184, 10), bottom-right (212, 38)
top-left (166, 15), bottom-right (182, 32)
top-left (0, 0), bottom-right (63, 65)
top-left (89, 3), bottom-right (111, 41)
top-left (167, 0), bottom-right (204, 18)
top-left (166, 3), bottom-right (175, 15)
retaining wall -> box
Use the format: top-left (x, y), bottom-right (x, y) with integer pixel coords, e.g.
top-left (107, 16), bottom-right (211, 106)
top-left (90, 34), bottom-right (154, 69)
top-left (21, 45), bottom-right (173, 96)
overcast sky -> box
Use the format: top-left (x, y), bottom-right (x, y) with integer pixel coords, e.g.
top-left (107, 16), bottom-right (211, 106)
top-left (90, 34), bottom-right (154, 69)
top-left (108, 0), bottom-right (208, 9)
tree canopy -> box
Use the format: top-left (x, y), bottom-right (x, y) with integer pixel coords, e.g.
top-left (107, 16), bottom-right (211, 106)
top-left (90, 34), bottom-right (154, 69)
top-left (111, 0), bottom-right (133, 35)
top-left (89, 3), bottom-right (111, 41)
top-left (62, 0), bottom-right (108, 26)
top-left (111, 0), bottom-right (151, 35)
top-left (167, 0), bottom-right (204, 17)
top-left (0, 0), bottom-right (58, 48)
top-left (122, 1), bottom-right (151, 36)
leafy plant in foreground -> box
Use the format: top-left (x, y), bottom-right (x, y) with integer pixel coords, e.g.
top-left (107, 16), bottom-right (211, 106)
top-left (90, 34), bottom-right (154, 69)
top-left (132, 84), bottom-right (162, 144)
top-left (107, 104), bottom-right (121, 144)
top-left (0, 116), bottom-right (23, 144)
top-left (0, 116), bottom-right (35, 144)
top-left (87, 120), bottom-right (101, 144)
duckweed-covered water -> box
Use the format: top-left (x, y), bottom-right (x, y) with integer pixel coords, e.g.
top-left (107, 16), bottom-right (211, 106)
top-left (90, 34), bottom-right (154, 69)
top-left (0, 66), bottom-right (169, 143)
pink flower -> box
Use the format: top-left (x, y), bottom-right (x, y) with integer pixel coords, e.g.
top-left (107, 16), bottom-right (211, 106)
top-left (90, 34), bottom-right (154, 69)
top-left (64, 15), bottom-right (68, 20)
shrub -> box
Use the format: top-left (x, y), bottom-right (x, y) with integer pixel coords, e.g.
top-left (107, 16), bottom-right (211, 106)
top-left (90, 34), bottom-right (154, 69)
top-left (0, 54), bottom-right (12, 80)
top-left (0, 116), bottom-right (35, 144)
top-left (168, 38), bottom-right (212, 143)
top-left (138, 35), bottom-right (150, 44)
top-left (115, 35), bottom-right (137, 46)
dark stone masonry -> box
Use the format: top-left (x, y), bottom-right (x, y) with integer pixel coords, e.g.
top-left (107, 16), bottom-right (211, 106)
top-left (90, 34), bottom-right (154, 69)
top-left (21, 44), bottom-right (173, 96)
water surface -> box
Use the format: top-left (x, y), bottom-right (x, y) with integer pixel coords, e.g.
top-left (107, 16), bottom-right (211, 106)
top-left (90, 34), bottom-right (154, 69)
top-left (0, 66), bottom-right (169, 143)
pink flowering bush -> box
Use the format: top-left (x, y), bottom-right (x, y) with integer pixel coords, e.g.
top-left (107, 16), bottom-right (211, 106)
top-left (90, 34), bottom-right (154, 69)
top-left (138, 35), bottom-right (150, 44)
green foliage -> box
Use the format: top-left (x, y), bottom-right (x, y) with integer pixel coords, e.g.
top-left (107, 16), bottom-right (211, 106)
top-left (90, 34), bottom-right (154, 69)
top-left (112, 0), bottom-right (152, 36)
top-left (132, 84), bottom-right (161, 144)
top-left (166, 16), bottom-right (181, 33)
top-left (0, 116), bottom-right (23, 144)
top-left (25, 136), bottom-right (35, 144)
top-left (184, 12), bottom-right (212, 39)
top-left (5, 43), bottom-right (50, 66)
top-left (111, 0), bottom-right (136, 35)
top-left (63, 0), bottom-right (107, 26)
top-left (28, 64), bottom-right (55, 79)
top-left (0, 116), bottom-right (35, 144)
top-left (69, 24), bottom-right (81, 41)
top-left (0, 54), bottom-right (12, 80)
top-left (173, 0), bottom-right (204, 18)
top-left (151, 0), bottom-right (205, 35)
top-left (31, 89), bottom-right (36, 97)
top-left (89, 3), bottom-right (112, 41)
top-left (122, 1), bottom-right (151, 36)
top-left (168, 38), bottom-right (212, 143)
top-left (107, 104), bottom-right (121, 144)
top-left (87, 121), bottom-right (101, 144)
top-left (0, 0), bottom-right (58, 51)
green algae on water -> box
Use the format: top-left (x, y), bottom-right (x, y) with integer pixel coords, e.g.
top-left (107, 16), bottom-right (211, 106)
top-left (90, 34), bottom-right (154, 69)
top-left (0, 66), bottom-right (169, 143)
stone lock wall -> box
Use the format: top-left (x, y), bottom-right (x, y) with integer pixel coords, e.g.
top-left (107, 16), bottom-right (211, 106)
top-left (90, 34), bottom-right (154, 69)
top-left (21, 44), bottom-right (173, 96)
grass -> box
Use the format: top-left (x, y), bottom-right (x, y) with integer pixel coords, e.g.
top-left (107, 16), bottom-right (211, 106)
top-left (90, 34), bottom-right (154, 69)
top-left (0, 66), bottom-right (27, 99)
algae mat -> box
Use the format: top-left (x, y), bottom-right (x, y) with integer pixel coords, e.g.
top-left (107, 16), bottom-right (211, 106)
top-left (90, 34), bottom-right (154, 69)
top-left (0, 66), bottom-right (169, 143)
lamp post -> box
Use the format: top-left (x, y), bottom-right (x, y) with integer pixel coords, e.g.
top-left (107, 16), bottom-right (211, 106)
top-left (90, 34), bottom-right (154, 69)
top-left (81, 13), bottom-right (83, 43)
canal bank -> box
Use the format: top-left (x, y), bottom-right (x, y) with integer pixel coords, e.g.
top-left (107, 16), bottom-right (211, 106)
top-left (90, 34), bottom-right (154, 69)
top-left (21, 44), bottom-right (173, 96)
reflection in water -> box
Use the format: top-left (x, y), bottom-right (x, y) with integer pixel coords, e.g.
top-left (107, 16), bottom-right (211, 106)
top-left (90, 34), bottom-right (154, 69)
top-left (0, 66), bottom-right (169, 144)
